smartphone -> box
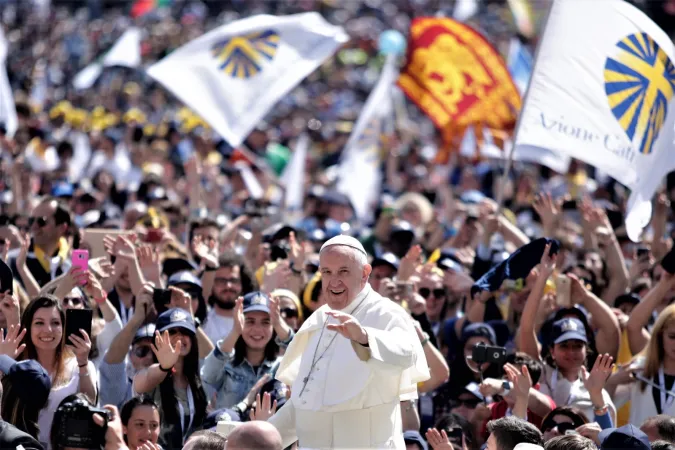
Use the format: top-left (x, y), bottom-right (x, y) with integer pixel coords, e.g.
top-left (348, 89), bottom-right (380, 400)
top-left (471, 343), bottom-right (507, 365)
top-left (555, 274), bottom-right (572, 308)
top-left (146, 229), bottom-right (163, 243)
top-left (153, 288), bottom-right (172, 315)
top-left (637, 246), bottom-right (650, 258)
top-left (65, 309), bottom-right (93, 345)
top-left (71, 250), bottom-right (89, 285)
top-left (0, 258), bottom-right (13, 295)
top-left (446, 427), bottom-right (464, 444)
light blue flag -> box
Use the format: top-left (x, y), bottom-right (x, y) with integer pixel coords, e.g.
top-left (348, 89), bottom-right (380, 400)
top-left (507, 38), bottom-right (533, 96)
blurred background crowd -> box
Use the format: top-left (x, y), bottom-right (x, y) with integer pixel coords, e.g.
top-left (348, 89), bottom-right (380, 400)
top-left (1, 0), bottom-right (675, 450)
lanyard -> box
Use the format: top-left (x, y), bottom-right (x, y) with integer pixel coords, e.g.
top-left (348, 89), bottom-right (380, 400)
top-left (658, 367), bottom-right (675, 413)
top-left (177, 385), bottom-right (195, 441)
top-left (119, 302), bottom-right (133, 323)
top-left (550, 368), bottom-right (577, 406)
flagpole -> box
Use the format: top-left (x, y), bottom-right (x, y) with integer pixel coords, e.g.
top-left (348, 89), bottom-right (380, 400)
top-left (496, 0), bottom-right (557, 213)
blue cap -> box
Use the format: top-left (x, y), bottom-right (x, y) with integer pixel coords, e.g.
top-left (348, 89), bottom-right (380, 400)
top-left (202, 408), bottom-right (241, 430)
top-left (460, 322), bottom-right (497, 345)
top-left (243, 291), bottom-right (271, 314)
top-left (371, 252), bottom-right (400, 271)
top-left (168, 271), bottom-right (202, 290)
top-left (403, 431), bottom-right (428, 450)
top-left (156, 308), bottom-right (196, 335)
top-left (0, 355), bottom-right (51, 409)
top-left (599, 424), bottom-right (650, 450)
top-left (552, 318), bottom-right (588, 344)
top-left (133, 323), bottom-right (156, 344)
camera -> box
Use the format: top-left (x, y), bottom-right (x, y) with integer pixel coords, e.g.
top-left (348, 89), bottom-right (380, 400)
top-left (54, 397), bottom-right (109, 449)
top-left (471, 343), bottom-right (507, 365)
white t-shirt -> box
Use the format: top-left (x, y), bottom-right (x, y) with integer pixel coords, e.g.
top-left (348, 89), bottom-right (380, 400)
top-left (202, 308), bottom-right (234, 346)
top-left (539, 363), bottom-right (616, 422)
top-left (38, 358), bottom-right (98, 450)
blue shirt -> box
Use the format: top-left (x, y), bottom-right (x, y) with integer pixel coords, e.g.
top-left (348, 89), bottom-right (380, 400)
top-left (201, 331), bottom-right (294, 409)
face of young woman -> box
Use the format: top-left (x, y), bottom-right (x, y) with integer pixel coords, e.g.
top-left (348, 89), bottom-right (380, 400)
top-left (552, 340), bottom-right (587, 373)
top-left (663, 321), bottom-right (675, 363)
top-left (31, 306), bottom-right (63, 352)
top-left (242, 311), bottom-right (273, 350)
top-left (542, 413), bottom-right (575, 441)
top-left (123, 405), bottom-right (161, 449)
top-left (168, 329), bottom-right (192, 357)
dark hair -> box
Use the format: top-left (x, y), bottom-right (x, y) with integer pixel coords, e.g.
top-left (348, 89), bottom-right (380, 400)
top-left (540, 407), bottom-right (589, 432)
top-left (1, 376), bottom-right (47, 438)
top-left (232, 330), bottom-right (279, 367)
top-left (19, 295), bottom-right (68, 386)
top-left (184, 430), bottom-right (227, 450)
top-left (120, 395), bottom-right (160, 426)
top-left (153, 332), bottom-right (207, 448)
top-left (544, 435), bottom-right (596, 450)
top-left (506, 352), bottom-right (543, 385)
top-left (652, 441), bottom-right (675, 450)
top-left (50, 393), bottom-right (93, 450)
top-left (188, 218), bottom-right (219, 245)
top-left (47, 197), bottom-right (72, 228)
top-left (217, 251), bottom-right (258, 294)
top-left (642, 415), bottom-right (675, 442)
top-left (435, 413), bottom-right (477, 450)
top-left (486, 416), bottom-right (543, 450)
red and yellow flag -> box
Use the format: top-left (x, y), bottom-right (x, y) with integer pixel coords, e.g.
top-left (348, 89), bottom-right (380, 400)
top-left (397, 18), bottom-right (521, 162)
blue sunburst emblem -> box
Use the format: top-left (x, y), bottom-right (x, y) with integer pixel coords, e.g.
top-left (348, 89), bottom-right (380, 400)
top-left (604, 32), bottom-right (675, 155)
top-left (211, 30), bottom-right (280, 79)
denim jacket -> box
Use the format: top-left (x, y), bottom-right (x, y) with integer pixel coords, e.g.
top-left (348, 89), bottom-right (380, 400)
top-left (201, 331), bottom-right (294, 409)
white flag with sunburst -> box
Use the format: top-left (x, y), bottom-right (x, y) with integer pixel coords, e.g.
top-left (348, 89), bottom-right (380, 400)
top-left (147, 13), bottom-right (348, 147)
top-left (514, 0), bottom-right (675, 241)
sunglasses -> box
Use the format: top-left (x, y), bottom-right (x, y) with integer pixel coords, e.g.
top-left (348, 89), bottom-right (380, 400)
top-left (28, 216), bottom-right (50, 228)
top-left (63, 297), bottom-right (84, 307)
top-left (418, 288), bottom-right (446, 299)
top-left (545, 422), bottom-right (576, 434)
top-left (133, 345), bottom-right (152, 358)
top-left (280, 307), bottom-right (298, 319)
top-left (452, 398), bottom-right (481, 409)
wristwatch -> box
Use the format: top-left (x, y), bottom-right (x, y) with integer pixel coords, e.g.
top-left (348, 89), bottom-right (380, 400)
top-left (289, 262), bottom-right (302, 275)
top-left (501, 380), bottom-right (513, 395)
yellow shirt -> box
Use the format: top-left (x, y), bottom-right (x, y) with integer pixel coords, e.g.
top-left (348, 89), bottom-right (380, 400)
top-left (616, 328), bottom-right (633, 426)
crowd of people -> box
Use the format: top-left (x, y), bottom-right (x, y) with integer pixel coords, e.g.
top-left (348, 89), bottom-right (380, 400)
top-left (0, 0), bottom-right (675, 450)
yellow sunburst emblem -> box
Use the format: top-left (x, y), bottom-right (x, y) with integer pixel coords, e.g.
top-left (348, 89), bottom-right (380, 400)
top-left (604, 32), bottom-right (675, 155)
top-left (211, 30), bottom-right (280, 79)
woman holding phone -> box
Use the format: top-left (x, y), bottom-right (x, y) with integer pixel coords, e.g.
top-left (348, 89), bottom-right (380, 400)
top-left (17, 295), bottom-right (97, 449)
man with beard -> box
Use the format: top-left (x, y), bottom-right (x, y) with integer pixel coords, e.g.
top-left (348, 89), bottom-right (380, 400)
top-left (202, 252), bottom-right (257, 345)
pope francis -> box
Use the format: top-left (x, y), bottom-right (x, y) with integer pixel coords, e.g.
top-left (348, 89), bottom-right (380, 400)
top-left (259, 235), bottom-right (430, 449)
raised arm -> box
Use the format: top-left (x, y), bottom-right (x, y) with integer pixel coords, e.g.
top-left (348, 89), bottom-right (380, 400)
top-left (517, 244), bottom-right (557, 361)
top-left (626, 272), bottom-right (675, 354)
top-left (133, 330), bottom-right (181, 394)
top-left (569, 274), bottom-right (621, 358)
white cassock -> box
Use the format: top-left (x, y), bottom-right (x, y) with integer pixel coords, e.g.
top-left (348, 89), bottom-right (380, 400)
top-left (269, 283), bottom-right (430, 449)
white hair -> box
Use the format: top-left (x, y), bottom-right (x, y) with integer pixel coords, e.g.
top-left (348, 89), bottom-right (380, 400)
top-left (320, 244), bottom-right (368, 267)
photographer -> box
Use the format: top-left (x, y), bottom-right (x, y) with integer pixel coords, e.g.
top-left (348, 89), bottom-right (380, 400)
top-left (50, 394), bottom-right (128, 450)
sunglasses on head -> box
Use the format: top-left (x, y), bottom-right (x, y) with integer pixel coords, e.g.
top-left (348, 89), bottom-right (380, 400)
top-left (280, 307), bottom-right (298, 319)
top-left (452, 398), bottom-right (481, 409)
top-left (418, 288), bottom-right (446, 299)
top-left (63, 297), bottom-right (84, 307)
top-left (545, 422), bottom-right (576, 434)
top-left (133, 345), bottom-right (152, 358)
top-left (28, 216), bottom-right (49, 228)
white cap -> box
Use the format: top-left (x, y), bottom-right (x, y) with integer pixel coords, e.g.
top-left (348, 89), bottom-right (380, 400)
top-left (514, 444), bottom-right (544, 450)
top-left (320, 235), bottom-right (367, 257)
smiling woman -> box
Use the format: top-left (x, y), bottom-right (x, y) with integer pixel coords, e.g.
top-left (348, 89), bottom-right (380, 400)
top-left (18, 295), bottom-right (98, 449)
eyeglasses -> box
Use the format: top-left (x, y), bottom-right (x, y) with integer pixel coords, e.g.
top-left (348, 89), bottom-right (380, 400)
top-left (28, 216), bottom-right (50, 228)
top-left (452, 398), bottom-right (481, 409)
top-left (280, 308), bottom-right (298, 319)
top-left (133, 346), bottom-right (152, 358)
top-left (215, 277), bottom-right (241, 285)
top-left (418, 288), bottom-right (446, 299)
top-left (63, 297), bottom-right (84, 307)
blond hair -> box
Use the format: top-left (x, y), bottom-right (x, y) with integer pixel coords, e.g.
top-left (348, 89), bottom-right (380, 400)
top-left (638, 303), bottom-right (675, 391)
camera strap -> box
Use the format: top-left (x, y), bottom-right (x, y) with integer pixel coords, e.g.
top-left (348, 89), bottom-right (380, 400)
top-left (177, 385), bottom-right (195, 440)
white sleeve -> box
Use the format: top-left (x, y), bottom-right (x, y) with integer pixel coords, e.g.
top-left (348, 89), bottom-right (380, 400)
top-left (96, 315), bottom-right (124, 364)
